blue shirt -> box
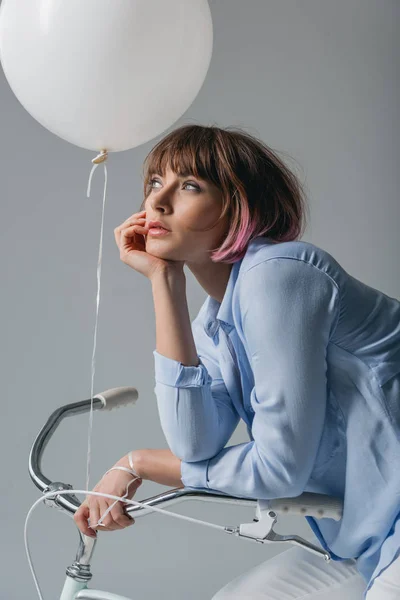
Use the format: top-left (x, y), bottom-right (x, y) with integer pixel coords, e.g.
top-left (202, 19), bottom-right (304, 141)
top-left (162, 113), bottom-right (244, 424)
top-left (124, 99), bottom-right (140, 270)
top-left (153, 236), bottom-right (400, 596)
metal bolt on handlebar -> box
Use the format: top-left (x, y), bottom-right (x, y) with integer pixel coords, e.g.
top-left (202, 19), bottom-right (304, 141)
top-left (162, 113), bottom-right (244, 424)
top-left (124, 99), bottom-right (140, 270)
top-left (42, 482), bottom-right (74, 509)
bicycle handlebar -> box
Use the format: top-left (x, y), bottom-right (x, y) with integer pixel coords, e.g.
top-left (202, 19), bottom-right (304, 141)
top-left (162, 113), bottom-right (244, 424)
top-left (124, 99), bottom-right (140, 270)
top-left (29, 387), bottom-right (343, 521)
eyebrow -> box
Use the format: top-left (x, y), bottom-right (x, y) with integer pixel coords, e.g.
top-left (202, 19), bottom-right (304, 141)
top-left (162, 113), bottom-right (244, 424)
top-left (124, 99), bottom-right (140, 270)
top-left (151, 171), bottom-right (202, 180)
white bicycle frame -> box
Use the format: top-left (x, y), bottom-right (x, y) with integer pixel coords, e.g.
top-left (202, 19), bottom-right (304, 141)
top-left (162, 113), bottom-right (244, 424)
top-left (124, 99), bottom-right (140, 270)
top-left (29, 387), bottom-right (343, 600)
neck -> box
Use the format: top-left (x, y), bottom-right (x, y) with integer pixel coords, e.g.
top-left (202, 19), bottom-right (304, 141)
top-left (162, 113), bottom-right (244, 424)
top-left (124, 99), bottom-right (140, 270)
top-left (186, 260), bottom-right (233, 304)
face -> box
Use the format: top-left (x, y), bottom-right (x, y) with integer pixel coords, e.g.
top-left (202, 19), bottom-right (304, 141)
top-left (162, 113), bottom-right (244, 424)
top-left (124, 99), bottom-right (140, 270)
top-left (143, 166), bottom-right (230, 264)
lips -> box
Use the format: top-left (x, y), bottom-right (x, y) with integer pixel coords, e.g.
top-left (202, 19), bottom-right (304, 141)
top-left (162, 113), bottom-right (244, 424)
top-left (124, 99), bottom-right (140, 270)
top-left (148, 229), bottom-right (170, 237)
top-left (147, 220), bottom-right (171, 231)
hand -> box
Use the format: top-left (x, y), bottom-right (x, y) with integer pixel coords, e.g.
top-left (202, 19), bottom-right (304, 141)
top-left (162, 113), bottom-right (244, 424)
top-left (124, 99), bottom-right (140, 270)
top-left (74, 455), bottom-right (143, 536)
top-left (114, 210), bottom-right (185, 281)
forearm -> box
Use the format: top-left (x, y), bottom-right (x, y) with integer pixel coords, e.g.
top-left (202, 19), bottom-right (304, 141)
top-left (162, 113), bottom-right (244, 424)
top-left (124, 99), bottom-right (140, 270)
top-left (151, 269), bottom-right (230, 462)
top-left (132, 448), bottom-right (184, 488)
top-left (151, 270), bottom-right (199, 366)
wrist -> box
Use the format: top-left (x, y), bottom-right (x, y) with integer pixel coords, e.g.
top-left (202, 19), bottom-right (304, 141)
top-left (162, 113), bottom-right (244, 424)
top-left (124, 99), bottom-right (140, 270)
top-left (150, 266), bottom-right (186, 287)
top-left (130, 448), bottom-right (183, 488)
top-left (117, 450), bottom-right (144, 481)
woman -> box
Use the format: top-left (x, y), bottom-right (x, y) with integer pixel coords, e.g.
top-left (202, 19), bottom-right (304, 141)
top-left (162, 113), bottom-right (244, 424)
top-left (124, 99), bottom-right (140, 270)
top-left (74, 124), bottom-right (400, 599)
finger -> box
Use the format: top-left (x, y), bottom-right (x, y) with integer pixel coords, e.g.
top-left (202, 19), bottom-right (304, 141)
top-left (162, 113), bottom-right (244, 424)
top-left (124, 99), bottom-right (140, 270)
top-left (121, 209), bottom-right (146, 226)
top-left (120, 225), bottom-right (148, 252)
top-left (97, 499), bottom-right (120, 531)
top-left (115, 218), bottom-right (147, 250)
top-left (116, 217), bottom-right (146, 236)
top-left (115, 211), bottom-right (147, 234)
top-left (110, 502), bottom-right (135, 529)
top-left (88, 500), bottom-right (101, 532)
top-left (74, 503), bottom-right (96, 537)
top-left (121, 224), bottom-right (148, 238)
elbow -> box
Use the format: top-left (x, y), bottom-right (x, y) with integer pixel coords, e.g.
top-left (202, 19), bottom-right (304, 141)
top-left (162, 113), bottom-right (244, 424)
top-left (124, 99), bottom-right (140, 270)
top-left (255, 446), bottom-right (309, 499)
top-left (275, 464), bottom-right (308, 498)
top-left (168, 440), bottom-right (220, 463)
top-left (179, 450), bottom-right (213, 463)
top-left (277, 479), bottom-right (307, 499)
top-left (258, 476), bottom-right (305, 500)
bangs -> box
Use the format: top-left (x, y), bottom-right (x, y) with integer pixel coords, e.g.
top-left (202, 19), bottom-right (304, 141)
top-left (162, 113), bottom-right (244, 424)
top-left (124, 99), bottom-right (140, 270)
top-left (142, 126), bottom-right (220, 191)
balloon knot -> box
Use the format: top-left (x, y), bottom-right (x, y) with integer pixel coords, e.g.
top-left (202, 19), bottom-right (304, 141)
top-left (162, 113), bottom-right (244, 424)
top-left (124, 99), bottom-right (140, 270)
top-left (92, 149), bottom-right (108, 164)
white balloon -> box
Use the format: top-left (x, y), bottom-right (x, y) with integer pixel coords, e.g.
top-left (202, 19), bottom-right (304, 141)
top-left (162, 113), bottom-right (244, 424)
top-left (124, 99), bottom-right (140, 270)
top-left (0, 0), bottom-right (213, 152)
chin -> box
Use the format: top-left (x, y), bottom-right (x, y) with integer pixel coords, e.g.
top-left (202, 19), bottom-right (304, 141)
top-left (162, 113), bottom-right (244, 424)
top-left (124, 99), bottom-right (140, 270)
top-left (146, 240), bottom-right (175, 257)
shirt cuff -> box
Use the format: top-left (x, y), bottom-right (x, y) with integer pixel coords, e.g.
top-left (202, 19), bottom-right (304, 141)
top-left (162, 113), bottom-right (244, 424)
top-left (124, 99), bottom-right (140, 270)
top-left (180, 458), bottom-right (209, 490)
top-left (180, 460), bottom-right (237, 497)
top-left (153, 350), bottom-right (212, 388)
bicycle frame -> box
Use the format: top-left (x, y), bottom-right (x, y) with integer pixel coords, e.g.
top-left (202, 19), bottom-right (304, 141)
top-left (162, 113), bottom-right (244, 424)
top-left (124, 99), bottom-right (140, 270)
top-left (29, 388), bottom-right (343, 600)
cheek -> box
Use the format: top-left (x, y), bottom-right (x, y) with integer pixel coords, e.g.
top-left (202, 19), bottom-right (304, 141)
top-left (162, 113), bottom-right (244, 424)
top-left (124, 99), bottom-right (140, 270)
top-left (181, 205), bottom-right (223, 233)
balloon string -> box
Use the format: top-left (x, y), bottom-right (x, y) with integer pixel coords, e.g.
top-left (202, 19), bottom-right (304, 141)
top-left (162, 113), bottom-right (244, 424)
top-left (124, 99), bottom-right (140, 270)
top-left (85, 153), bottom-right (108, 493)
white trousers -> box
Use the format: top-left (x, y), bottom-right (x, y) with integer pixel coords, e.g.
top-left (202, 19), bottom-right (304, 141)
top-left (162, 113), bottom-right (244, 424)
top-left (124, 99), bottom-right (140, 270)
top-left (211, 545), bottom-right (400, 599)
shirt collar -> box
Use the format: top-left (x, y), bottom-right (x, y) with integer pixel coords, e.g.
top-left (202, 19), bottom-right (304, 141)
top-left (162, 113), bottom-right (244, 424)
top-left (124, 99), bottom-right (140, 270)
top-left (202, 236), bottom-right (275, 338)
top-left (203, 259), bottom-right (240, 337)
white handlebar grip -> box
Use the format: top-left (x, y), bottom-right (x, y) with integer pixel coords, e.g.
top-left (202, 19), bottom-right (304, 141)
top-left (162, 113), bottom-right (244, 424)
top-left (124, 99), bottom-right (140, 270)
top-left (94, 386), bottom-right (139, 410)
top-left (268, 492), bottom-right (343, 521)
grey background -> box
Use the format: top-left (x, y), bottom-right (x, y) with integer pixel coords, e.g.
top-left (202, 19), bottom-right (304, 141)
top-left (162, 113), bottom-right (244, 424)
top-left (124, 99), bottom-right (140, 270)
top-left (1, 0), bottom-right (399, 598)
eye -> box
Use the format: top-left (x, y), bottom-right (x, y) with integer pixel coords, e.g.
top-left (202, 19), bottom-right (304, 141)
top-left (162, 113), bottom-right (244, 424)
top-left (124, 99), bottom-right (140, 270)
top-left (184, 181), bottom-right (201, 191)
top-left (149, 178), bottom-right (161, 189)
top-left (148, 178), bottom-right (201, 192)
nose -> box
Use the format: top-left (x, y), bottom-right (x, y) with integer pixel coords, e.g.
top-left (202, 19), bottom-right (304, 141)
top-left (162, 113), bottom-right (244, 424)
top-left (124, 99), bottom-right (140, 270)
top-left (148, 182), bottom-right (175, 213)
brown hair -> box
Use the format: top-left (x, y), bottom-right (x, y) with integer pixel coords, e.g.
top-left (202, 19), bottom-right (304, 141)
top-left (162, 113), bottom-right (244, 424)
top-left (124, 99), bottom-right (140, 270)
top-left (140, 123), bottom-right (309, 263)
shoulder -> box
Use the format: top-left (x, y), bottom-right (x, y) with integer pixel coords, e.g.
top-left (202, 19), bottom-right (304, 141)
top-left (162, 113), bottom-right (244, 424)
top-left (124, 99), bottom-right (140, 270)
top-left (233, 239), bottom-right (343, 335)
top-left (238, 237), bottom-right (345, 289)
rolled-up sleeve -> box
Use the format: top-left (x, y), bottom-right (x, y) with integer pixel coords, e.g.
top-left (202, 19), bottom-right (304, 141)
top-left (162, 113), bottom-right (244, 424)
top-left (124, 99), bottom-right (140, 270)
top-left (180, 258), bottom-right (340, 499)
top-left (153, 350), bottom-right (212, 388)
top-left (154, 323), bottom-right (240, 463)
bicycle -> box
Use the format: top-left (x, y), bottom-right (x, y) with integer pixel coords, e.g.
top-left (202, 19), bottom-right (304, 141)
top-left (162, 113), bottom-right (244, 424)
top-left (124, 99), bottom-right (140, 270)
top-left (27, 386), bottom-right (343, 600)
